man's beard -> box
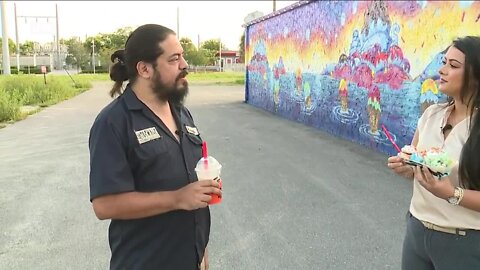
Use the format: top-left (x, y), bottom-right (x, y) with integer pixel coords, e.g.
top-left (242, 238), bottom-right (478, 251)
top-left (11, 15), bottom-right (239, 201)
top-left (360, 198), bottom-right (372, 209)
top-left (151, 69), bottom-right (189, 105)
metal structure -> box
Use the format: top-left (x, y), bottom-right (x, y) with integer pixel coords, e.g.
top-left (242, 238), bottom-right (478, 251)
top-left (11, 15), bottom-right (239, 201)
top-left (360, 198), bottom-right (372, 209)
top-left (14, 3), bottom-right (61, 70)
top-left (1, 0), bottom-right (11, 74)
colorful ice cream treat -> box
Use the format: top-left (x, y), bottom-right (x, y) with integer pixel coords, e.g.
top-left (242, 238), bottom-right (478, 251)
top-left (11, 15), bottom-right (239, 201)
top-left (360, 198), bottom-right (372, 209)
top-left (367, 86), bottom-right (381, 134)
top-left (273, 80), bottom-right (280, 105)
top-left (423, 147), bottom-right (455, 175)
top-left (304, 82), bottom-right (312, 109)
top-left (399, 145), bottom-right (416, 159)
top-left (339, 79), bottom-right (349, 112)
top-left (420, 78), bottom-right (439, 113)
top-left (295, 68), bottom-right (302, 94)
top-left (409, 152), bottom-right (424, 163)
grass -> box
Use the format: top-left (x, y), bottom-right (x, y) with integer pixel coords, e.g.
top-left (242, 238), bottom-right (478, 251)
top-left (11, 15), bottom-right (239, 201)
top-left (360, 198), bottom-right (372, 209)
top-left (66, 71), bottom-right (246, 84)
top-left (0, 71), bottom-right (245, 128)
top-left (0, 74), bottom-right (92, 124)
top-left (187, 71), bottom-right (245, 85)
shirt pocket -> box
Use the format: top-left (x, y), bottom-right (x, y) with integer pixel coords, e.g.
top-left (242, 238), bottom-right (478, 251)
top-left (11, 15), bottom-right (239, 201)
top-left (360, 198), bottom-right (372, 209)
top-left (133, 138), bottom-right (169, 161)
top-left (185, 133), bottom-right (203, 161)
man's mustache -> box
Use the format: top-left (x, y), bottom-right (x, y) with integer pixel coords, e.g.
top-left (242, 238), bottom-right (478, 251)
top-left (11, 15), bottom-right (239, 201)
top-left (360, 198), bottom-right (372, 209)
top-left (176, 70), bottom-right (188, 81)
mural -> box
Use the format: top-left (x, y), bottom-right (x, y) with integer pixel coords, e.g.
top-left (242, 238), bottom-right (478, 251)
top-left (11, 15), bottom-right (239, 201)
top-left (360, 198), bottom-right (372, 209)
top-left (245, 0), bottom-right (480, 156)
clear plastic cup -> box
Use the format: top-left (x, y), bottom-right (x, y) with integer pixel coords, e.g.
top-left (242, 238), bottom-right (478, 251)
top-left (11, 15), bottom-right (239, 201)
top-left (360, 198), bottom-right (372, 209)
top-left (195, 156), bottom-right (222, 204)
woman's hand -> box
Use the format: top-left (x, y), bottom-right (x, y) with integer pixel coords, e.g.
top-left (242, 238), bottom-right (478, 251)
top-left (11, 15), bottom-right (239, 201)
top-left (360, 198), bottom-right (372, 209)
top-left (414, 166), bottom-right (455, 200)
top-left (387, 156), bottom-right (414, 179)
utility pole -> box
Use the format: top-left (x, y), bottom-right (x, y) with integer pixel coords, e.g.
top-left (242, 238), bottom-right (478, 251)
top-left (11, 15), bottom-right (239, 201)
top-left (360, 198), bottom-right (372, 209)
top-left (273, 0), bottom-right (276, 12)
top-left (176, 7), bottom-right (180, 38)
top-left (16, 5), bottom-right (59, 70)
top-left (91, 38), bottom-right (95, 74)
top-left (1, 0), bottom-right (11, 75)
top-left (14, 3), bottom-right (19, 72)
top-left (55, 4), bottom-right (60, 69)
top-left (218, 38), bottom-right (222, 72)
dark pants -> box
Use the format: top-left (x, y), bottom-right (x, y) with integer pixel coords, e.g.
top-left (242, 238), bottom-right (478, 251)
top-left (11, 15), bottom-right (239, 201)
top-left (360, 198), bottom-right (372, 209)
top-left (402, 212), bottom-right (480, 270)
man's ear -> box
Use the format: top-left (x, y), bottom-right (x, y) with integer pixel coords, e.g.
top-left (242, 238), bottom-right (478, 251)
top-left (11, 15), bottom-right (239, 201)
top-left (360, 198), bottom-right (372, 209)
top-left (136, 61), bottom-right (152, 79)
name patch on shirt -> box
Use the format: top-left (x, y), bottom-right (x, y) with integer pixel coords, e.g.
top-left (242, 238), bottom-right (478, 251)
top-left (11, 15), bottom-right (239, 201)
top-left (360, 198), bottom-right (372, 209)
top-left (185, 125), bottom-right (199, 135)
top-left (135, 127), bottom-right (161, 144)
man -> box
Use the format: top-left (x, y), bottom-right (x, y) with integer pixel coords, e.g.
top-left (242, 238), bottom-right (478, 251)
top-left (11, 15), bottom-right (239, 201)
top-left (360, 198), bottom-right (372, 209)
top-left (88, 24), bottom-right (221, 270)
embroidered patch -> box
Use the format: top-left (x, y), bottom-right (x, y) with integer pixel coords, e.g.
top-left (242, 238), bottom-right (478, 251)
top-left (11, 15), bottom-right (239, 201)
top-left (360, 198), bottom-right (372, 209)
top-left (135, 127), bottom-right (161, 144)
top-left (185, 125), bottom-right (199, 135)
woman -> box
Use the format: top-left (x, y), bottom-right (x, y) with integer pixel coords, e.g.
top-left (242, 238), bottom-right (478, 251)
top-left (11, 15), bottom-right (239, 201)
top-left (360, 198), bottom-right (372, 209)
top-left (387, 36), bottom-right (480, 270)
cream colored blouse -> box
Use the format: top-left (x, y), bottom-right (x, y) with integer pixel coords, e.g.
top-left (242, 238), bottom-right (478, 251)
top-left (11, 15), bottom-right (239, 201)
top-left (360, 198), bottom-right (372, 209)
top-left (410, 103), bottom-right (480, 230)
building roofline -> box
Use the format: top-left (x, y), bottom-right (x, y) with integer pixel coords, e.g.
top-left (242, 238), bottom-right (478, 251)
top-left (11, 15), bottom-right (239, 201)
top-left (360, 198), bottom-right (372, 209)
top-left (242, 1), bottom-right (313, 28)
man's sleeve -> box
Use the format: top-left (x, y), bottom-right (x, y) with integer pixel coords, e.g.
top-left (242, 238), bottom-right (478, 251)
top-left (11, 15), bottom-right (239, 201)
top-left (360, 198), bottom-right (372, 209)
top-left (89, 117), bottom-right (135, 201)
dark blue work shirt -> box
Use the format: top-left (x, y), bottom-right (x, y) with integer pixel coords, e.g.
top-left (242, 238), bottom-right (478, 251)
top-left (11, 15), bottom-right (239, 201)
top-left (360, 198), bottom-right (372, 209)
top-left (89, 85), bottom-right (209, 270)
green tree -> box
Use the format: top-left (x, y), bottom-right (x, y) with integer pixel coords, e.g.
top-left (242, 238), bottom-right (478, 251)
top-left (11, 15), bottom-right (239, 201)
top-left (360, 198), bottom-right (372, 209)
top-left (64, 37), bottom-right (89, 70)
top-left (109, 27), bottom-right (133, 49)
top-left (0, 38), bottom-right (17, 55)
top-left (98, 48), bottom-right (117, 68)
top-left (239, 32), bottom-right (245, 63)
top-left (180, 37), bottom-right (209, 66)
top-left (20, 40), bottom-right (35, 55)
top-left (200, 39), bottom-right (227, 65)
top-left (189, 50), bottom-right (208, 66)
top-left (84, 27), bottom-right (132, 67)
top-left (180, 37), bottom-right (196, 52)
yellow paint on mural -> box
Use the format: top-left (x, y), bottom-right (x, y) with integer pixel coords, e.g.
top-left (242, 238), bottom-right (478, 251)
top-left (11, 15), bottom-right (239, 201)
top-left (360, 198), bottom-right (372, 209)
top-left (390, 1), bottom-right (480, 76)
top-left (421, 78), bottom-right (439, 94)
top-left (246, 1), bottom-right (480, 77)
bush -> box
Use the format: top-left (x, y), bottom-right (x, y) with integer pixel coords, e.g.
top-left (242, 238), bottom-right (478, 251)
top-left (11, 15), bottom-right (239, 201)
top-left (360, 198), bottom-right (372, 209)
top-left (80, 66), bottom-right (109, 74)
top-left (0, 74), bottom-right (94, 122)
top-left (0, 89), bottom-right (21, 122)
top-left (2, 76), bottom-right (48, 105)
top-left (51, 75), bottom-right (93, 91)
top-left (9, 66), bottom-right (51, 74)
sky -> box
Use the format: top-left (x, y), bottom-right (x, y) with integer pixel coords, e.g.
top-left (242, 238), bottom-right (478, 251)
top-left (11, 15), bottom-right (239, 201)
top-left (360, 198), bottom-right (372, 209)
top-left (3, 0), bottom-right (298, 50)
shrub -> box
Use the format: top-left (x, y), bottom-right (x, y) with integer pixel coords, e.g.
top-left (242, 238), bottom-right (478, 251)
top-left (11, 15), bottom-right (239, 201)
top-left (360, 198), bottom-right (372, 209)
top-left (80, 66), bottom-right (109, 74)
top-left (0, 89), bottom-right (21, 122)
top-left (8, 66), bottom-right (51, 74)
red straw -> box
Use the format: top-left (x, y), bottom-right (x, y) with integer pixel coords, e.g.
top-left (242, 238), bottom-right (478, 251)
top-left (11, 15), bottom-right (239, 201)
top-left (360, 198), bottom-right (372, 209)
top-left (202, 141), bottom-right (208, 158)
top-left (382, 124), bottom-right (401, 153)
top-left (202, 141), bottom-right (209, 169)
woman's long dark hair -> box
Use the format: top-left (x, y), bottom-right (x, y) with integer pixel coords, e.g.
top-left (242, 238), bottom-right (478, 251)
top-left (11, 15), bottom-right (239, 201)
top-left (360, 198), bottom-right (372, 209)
top-left (453, 36), bottom-right (480, 190)
top-left (109, 24), bottom-right (175, 97)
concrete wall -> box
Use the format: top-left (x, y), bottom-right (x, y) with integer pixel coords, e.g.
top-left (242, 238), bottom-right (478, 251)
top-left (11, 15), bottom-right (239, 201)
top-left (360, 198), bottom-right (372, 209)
top-left (8, 55), bottom-right (53, 67)
top-left (245, 0), bottom-right (480, 156)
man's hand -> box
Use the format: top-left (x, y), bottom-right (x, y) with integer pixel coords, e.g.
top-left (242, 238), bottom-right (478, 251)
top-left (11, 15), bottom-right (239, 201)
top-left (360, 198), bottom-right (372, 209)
top-left (387, 156), bottom-right (414, 179)
top-left (200, 247), bottom-right (209, 270)
top-left (175, 180), bottom-right (222, 211)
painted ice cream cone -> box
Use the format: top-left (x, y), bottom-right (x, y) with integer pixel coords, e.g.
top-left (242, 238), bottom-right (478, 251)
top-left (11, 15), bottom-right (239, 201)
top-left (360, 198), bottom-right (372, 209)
top-left (296, 68), bottom-right (302, 94)
top-left (367, 86), bottom-right (381, 134)
top-left (339, 79), bottom-right (349, 112)
top-left (304, 82), bottom-right (312, 109)
top-left (274, 80), bottom-right (280, 105)
top-left (420, 79), bottom-right (439, 113)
